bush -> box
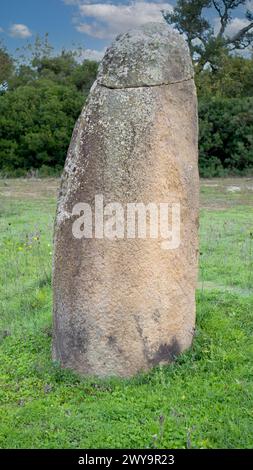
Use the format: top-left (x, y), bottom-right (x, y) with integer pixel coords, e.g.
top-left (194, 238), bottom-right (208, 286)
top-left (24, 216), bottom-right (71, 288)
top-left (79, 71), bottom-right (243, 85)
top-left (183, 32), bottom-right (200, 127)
top-left (1, 49), bottom-right (253, 178)
top-left (0, 80), bottom-right (84, 173)
top-left (0, 45), bottom-right (98, 176)
top-left (199, 97), bottom-right (253, 177)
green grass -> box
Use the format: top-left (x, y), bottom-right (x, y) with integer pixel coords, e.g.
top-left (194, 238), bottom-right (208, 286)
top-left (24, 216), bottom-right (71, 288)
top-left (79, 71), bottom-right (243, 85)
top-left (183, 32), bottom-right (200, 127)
top-left (0, 178), bottom-right (253, 449)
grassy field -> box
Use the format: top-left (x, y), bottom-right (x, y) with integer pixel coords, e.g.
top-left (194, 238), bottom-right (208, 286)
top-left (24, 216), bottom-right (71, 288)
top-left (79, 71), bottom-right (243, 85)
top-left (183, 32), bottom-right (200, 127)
top-left (0, 177), bottom-right (253, 449)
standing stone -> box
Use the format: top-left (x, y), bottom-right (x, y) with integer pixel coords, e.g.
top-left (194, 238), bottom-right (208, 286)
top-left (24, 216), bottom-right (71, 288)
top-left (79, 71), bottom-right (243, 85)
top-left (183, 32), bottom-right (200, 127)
top-left (52, 22), bottom-right (199, 377)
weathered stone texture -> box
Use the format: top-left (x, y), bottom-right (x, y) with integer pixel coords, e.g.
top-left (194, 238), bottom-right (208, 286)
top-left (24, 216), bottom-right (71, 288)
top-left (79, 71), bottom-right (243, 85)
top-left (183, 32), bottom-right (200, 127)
top-left (52, 22), bottom-right (199, 377)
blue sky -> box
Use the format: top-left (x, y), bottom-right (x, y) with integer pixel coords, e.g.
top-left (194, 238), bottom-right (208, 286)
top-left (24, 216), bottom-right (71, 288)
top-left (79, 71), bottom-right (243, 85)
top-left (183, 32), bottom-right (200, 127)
top-left (0, 0), bottom-right (252, 61)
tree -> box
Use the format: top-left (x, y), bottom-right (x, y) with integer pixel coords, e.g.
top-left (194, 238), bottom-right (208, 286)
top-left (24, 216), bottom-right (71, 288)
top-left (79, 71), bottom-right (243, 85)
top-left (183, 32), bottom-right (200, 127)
top-left (9, 39), bottom-right (98, 92)
top-left (198, 96), bottom-right (253, 175)
top-left (0, 42), bottom-right (14, 89)
top-left (163, 1), bottom-right (253, 71)
top-left (31, 50), bottom-right (98, 93)
top-left (0, 38), bottom-right (99, 173)
top-left (196, 55), bottom-right (253, 97)
top-left (0, 79), bottom-right (85, 171)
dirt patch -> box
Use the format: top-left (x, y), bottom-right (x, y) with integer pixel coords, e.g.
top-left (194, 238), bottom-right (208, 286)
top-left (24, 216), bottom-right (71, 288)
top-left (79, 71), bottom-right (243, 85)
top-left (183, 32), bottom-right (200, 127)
top-left (200, 177), bottom-right (253, 209)
top-left (0, 178), bottom-right (60, 201)
top-left (1, 177), bottom-right (253, 210)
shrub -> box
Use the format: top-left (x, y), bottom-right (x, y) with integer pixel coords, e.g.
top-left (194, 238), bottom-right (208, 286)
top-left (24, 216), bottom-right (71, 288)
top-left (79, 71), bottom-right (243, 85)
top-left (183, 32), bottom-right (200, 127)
top-left (0, 80), bottom-right (85, 173)
top-left (199, 97), bottom-right (253, 177)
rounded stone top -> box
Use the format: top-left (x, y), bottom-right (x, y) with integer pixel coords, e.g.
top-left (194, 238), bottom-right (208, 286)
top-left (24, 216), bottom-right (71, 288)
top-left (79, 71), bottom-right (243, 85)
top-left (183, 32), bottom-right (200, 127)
top-left (96, 22), bottom-right (194, 89)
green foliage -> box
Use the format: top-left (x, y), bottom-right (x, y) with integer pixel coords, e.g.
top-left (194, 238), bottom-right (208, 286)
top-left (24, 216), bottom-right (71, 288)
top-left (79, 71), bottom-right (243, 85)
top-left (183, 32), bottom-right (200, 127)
top-left (0, 42), bottom-right (14, 88)
top-left (0, 179), bottom-right (253, 448)
top-left (1, 34), bottom-right (253, 177)
top-left (197, 56), bottom-right (253, 98)
top-left (0, 80), bottom-right (84, 171)
top-left (0, 41), bottom-right (98, 174)
top-left (29, 51), bottom-right (98, 93)
top-left (199, 97), bottom-right (253, 176)
top-left (196, 55), bottom-right (253, 177)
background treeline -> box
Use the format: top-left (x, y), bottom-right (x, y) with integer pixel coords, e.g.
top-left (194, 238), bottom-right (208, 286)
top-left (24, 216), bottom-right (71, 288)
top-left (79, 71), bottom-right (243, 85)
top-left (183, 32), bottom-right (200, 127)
top-left (197, 57), bottom-right (253, 176)
top-left (0, 38), bottom-right (98, 177)
top-left (0, 37), bottom-right (253, 177)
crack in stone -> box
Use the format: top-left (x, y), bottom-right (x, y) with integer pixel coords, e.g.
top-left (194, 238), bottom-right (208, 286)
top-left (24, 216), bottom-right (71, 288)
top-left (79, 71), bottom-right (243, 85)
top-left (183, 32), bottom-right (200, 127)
top-left (97, 76), bottom-right (194, 90)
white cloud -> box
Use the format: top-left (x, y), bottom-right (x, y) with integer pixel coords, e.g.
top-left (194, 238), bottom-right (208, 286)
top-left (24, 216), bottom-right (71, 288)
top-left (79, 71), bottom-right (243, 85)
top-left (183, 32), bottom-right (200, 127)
top-left (246, 0), bottom-right (253, 11)
top-left (213, 15), bottom-right (252, 56)
top-left (213, 15), bottom-right (252, 39)
top-left (70, 1), bottom-right (173, 39)
top-left (9, 24), bottom-right (32, 39)
top-left (0, 27), bottom-right (4, 33)
top-left (79, 47), bottom-right (106, 61)
top-left (225, 17), bottom-right (251, 38)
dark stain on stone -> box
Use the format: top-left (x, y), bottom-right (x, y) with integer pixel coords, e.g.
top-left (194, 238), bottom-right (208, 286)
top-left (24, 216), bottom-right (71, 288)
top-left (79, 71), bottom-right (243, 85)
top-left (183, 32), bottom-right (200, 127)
top-left (134, 314), bottom-right (182, 367)
top-left (54, 315), bottom-right (88, 366)
top-left (107, 335), bottom-right (123, 354)
top-left (108, 335), bottom-right (117, 345)
top-left (152, 309), bottom-right (161, 323)
top-left (68, 326), bottom-right (88, 356)
top-left (149, 337), bottom-right (181, 366)
top-left (134, 315), bottom-right (143, 338)
top-left (134, 313), bottom-right (152, 362)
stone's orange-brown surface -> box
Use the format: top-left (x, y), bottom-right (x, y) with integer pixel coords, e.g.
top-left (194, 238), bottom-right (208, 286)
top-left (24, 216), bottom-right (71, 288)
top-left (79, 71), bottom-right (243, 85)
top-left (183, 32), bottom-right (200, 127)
top-left (52, 22), bottom-right (199, 377)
